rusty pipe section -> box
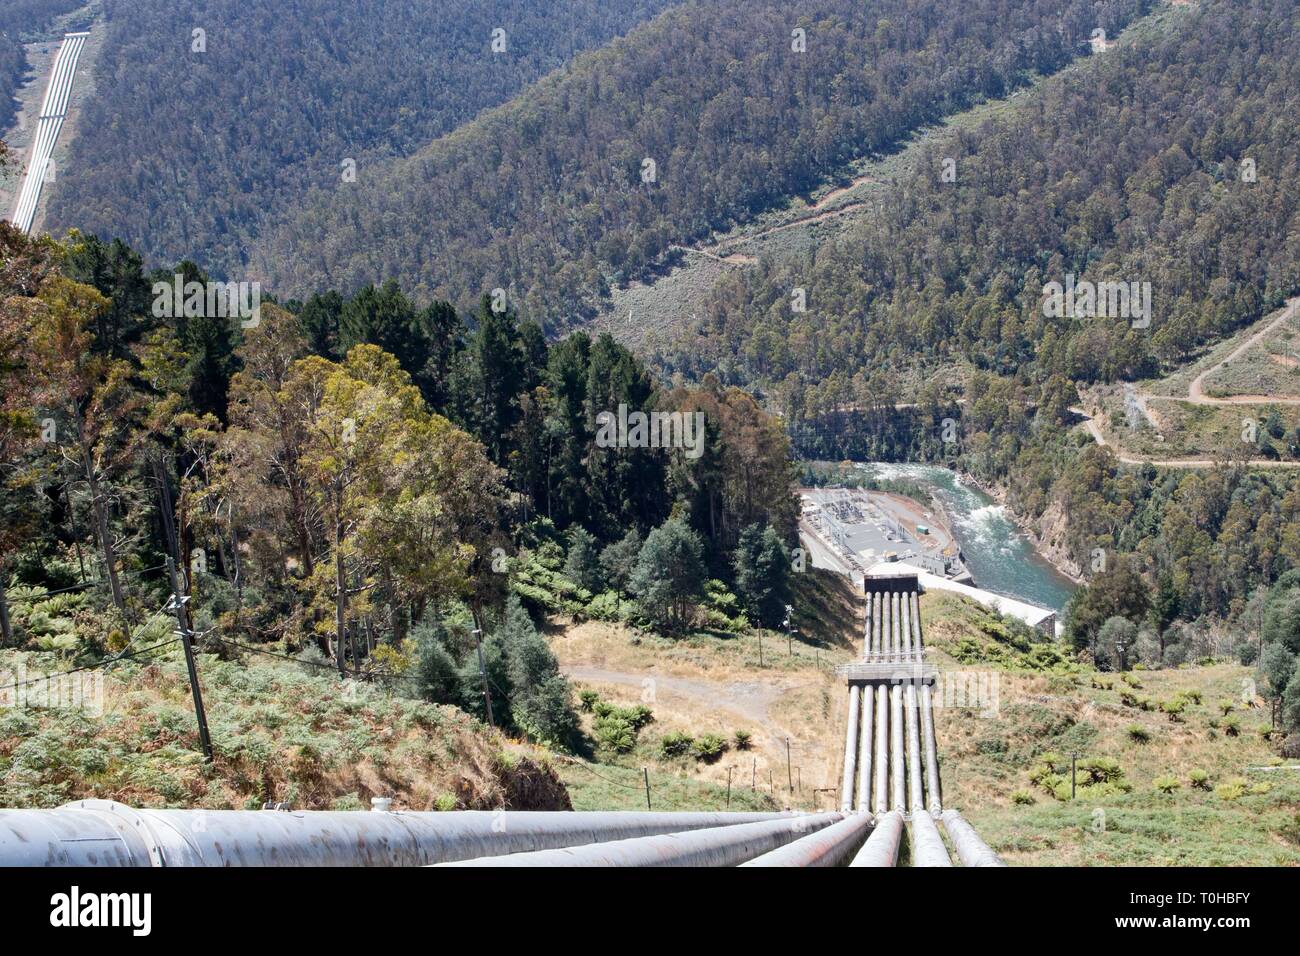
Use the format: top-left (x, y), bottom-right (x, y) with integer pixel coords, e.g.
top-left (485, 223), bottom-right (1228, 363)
top-left (849, 810), bottom-right (903, 867)
top-left (840, 686), bottom-right (861, 811)
top-left (0, 800), bottom-right (786, 867)
top-left (439, 813), bottom-right (845, 867)
top-left (909, 809), bottom-right (952, 867)
top-left (743, 812), bottom-right (873, 867)
top-left (941, 810), bottom-right (1005, 867)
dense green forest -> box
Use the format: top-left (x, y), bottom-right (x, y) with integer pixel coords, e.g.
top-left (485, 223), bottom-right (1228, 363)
top-left (0, 223), bottom-right (797, 746)
top-left (252, 0), bottom-right (1151, 322)
top-left (0, 0), bottom-right (88, 131)
top-left (44, 0), bottom-right (679, 279)
top-left (660, 0), bottom-right (1300, 687)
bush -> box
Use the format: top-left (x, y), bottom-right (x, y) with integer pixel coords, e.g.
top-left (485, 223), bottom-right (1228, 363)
top-left (1120, 673), bottom-right (1143, 689)
top-left (578, 690), bottom-right (600, 712)
top-left (1080, 757), bottom-right (1124, 785)
top-left (659, 730), bottom-right (694, 758)
top-left (1011, 789), bottom-right (1036, 805)
top-left (1190, 769), bottom-right (1211, 790)
top-left (733, 729), bottom-right (752, 751)
top-left (593, 714), bottom-right (637, 754)
top-left (1222, 717), bottom-right (1241, 737)
top-left (1153, 775), bottom-right (1180, 794)
top-left (1159, 698), bottom-right (1186, 721)
top-left (1126, 724), bottom-right (1151, 743)
top-left (1217, 699), bottom-right (1234, 716)
top-left (692, 733), bottom-right (728, 763)
top-left (1215, 778), bottom-right (1247, 801)
top-left (1183, 690), bottom-right (1203, 705)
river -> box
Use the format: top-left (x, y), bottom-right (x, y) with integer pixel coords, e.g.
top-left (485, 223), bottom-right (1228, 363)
top-left (855, 462), bottom-right (1077, 613)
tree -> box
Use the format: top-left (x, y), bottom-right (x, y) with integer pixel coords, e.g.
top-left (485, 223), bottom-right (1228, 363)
top-left (29, 277), bottom-right (144, 612)
top-left (733, 523), bottom-right (790, 628)
top-left (1258, 643), bottom-right (1297, 729)
top-left (563, 527), bottom-right (602, 593)
top-left (599, 529), bottom-right (642, 593)
top-left (1096, 615), bottom-right (1139, 671)
top-left (499, 594), bottom-right (575, 744)
top-left (1066, 558), bottom-right (1150, 651)
top-left (630, 518), bottom-right (705, 632)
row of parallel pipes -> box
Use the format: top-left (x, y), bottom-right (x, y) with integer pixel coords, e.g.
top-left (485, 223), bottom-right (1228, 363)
top-left (838, 574), bottom-right (1005, 866)
top-left (841, 578), bottom-right (942, 817)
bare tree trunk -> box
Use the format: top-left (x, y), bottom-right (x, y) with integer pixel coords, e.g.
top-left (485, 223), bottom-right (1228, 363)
top-left (334, 509), bottom-right (347, 677)
top-left (0, 577), bottom-right (12, 646)
top-left (79, 415), bottom-right (124, 612)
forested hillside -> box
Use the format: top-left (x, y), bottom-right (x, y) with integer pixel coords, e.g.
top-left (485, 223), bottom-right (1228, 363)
top-left (45, 0), bottom-right (679, 277)
top-left (253, 0), bottom-right (1152, 321)
top-left (0, 0), bottom-right (88, 131)
top-left (668, 0), bottom-right (1300, 398)
top-left (666, 0), bottom-right (1300, 659)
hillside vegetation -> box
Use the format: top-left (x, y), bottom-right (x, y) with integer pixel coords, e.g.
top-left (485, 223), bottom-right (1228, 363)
top-left (0, 646), bottom-right (570, 810)
top-left (0, 0), bottom-right (89, 131)
top-left (45, 0), bottom-right (679, 276)
top-left (252, 0), bottom-right (1151, 319)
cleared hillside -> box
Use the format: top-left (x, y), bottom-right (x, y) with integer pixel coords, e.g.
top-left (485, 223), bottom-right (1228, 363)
top-left (251, 0), bottom-right (1152, 320)
top-left (44, 0), bottom-right (679, 276)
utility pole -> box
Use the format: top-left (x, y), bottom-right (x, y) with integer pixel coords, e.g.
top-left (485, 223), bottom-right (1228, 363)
top-left (785, 737), bottom-right (793, 791)
top-left (167, 557), bottom-right (213, 763)
top-left (643, 768), bottom-right (651, 810)
top-left (758, 630), bottom-right (764, 668)
top-left (472, 627), bottom-right (495, 728)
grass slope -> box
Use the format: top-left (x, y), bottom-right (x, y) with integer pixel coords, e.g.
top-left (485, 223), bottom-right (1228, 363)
top-left (0, 647), bottom-right (569, 811)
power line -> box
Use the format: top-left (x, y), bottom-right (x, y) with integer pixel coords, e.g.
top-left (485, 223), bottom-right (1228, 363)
top-left (0, 636), bottom-right (183, 696)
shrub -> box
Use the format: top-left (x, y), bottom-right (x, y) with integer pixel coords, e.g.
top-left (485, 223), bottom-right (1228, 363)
top-left (1080, 757), bottom-right (1124, 785)
top-left (593, 714), bottom-right (637, 753)
top-left (1159, 698), bottom-right (1186, 722)
top-left (578, 690), bottom-right (600, 712)
top-left (692, 734), bottom-right (728, 763)
top-left (659, 730), bottom-right (694, 758)
top-left (1182, 690), bottom-right (1203, 705)
top-left (1222, 717), bottom-right (1241, 737)
top-left (1215, 778), bottom-right (1247, 801)
top-left (1190, 769), bottom-right (1211, 790)
top-left (1153, 775), bottom-right (1180, 794)
top-left (1216, 699), bottom-right (1234, 716)
top-left (433, 792), bottom-right (458, 811)
top-left (1120, 673), bottom-right (1143, 689)
top-left (1012, 789), bottom-right (1035, 805)
top-left (733, 729), bottom-right (752, 751)
top-left (1119, 691), bottom-right (1139, 708)
top-left (1126, 724), bottom-right (1151, 743)
top-left (1248, 782), bottom-right (1271, 796)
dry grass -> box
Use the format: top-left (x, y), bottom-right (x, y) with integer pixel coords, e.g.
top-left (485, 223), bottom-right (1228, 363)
top-left (0, 647), bottom-right (568, 811)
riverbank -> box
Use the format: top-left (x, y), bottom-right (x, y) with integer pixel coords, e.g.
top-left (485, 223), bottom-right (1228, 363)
top-left (850, 462), bottom-right (1078, 613)
top-left (956, 470), bottom-right (1085, 585)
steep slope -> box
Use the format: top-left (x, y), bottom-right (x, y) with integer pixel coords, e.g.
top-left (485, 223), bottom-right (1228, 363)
top-left (661, 0), bottom-right (1300, 398)
top-left (0, 0), bottom-right (88, 132)
top-left (252, 0), bottom-right (1153, 322)
top-left (44, 0), bottom-right (679, 276)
